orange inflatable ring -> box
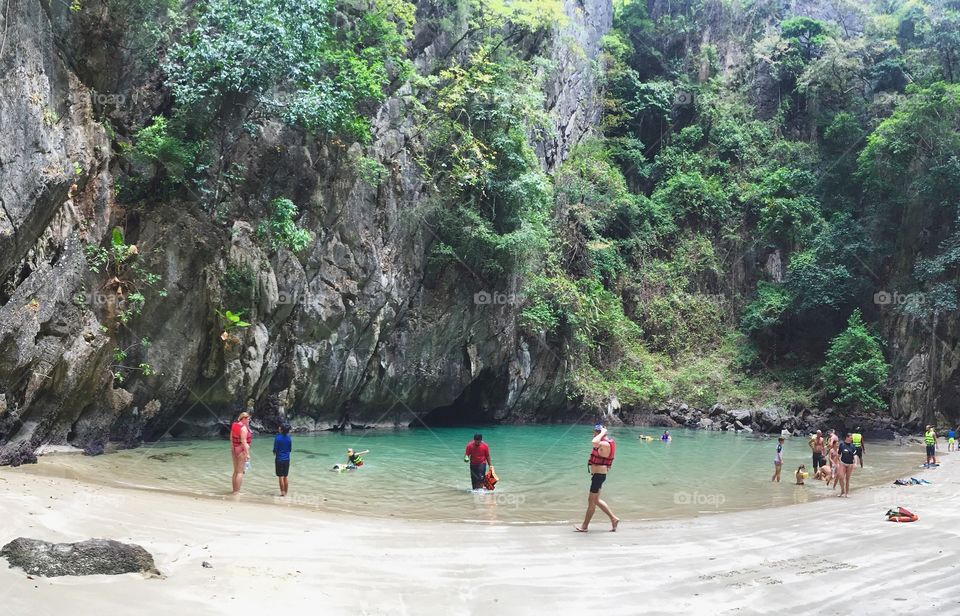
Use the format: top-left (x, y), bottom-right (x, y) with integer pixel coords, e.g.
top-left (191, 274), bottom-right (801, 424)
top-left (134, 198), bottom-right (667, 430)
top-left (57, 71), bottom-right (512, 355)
top-left (887, 514), bottom-right (919, 523)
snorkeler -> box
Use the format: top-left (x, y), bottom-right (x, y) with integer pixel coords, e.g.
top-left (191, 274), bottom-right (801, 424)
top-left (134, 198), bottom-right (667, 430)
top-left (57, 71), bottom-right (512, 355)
top-left (346, 448), bottom-right (369, 467)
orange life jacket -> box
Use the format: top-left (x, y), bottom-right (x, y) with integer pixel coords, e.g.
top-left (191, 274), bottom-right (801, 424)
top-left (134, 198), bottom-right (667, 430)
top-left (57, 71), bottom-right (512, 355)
top-left (482, 468), bottom-right (498, 491)
top-left (588, 437), bottom-right (616, 467)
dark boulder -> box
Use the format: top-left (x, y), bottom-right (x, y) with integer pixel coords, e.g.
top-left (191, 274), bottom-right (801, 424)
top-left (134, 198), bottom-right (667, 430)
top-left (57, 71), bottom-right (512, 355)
top-left (0, 538), bottom-right (159, 577)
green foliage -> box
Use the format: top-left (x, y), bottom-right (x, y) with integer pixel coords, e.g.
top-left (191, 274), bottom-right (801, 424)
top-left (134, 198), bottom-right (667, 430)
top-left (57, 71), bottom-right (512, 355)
top-left (651, 170), bottom-right (731, 227)
top-left (631, 235), bottom-right (727, 355)
top-left (163, 0), bottom-right (414, 139)
top-left (351, 154), bottom-right (388, 186)
top-left (518, 273), bottom-right (667, 408)
top-left (858, 82), bottom-right (960, 210)
top-left (747, 167), bottom-right (824, 246)
top-left (741, 282), bottom-right (790, 336)
top-left (125, 116), bottom-right (200, 188)
top-left (781, 17), bottom-right (831, 61)
top-left (110, 338), bottom-right (154, 384)
top-left (421, 47), bottom-right (553, 279)
top-left (224, 264), bottom-right (256, 308)
top-left (821, 310), bottom-right (889, 411)
top-left (257, 198), bottom-right (313, 253)
top-left (220, 309), bottom-right (252, 332)
top-left (83, 228), bottom-right (167, 327)
top-left (663, 334), bottom-right (815, 409)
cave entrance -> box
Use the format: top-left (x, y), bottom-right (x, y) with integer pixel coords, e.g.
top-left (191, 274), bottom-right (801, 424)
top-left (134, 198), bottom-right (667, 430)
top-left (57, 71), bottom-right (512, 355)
top-left (417, 368), bottom-right (506, 427)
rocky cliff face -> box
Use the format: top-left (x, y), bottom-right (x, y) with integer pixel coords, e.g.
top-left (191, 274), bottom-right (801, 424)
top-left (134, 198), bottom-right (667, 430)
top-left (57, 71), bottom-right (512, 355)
top-left (0, 0), bottom-right (613, 463)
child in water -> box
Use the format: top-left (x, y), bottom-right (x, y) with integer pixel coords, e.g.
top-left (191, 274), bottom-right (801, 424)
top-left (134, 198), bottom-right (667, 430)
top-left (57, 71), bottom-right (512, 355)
top-left (772, 436), bottom-right (784, 482)
top-left (814, 462), bottom-right (832, 483)
top-left (795, 464), bottom-right (806, 485)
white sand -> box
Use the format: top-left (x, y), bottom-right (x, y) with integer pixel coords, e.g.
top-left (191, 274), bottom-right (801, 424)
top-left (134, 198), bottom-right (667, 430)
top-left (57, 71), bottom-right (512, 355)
top-left (1, 454), bottom-right (959, 616)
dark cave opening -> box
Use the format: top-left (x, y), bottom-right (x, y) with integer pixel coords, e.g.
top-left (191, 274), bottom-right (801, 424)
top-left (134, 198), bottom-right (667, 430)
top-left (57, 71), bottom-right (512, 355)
top-left (417, 368), bottom-right (506, 427)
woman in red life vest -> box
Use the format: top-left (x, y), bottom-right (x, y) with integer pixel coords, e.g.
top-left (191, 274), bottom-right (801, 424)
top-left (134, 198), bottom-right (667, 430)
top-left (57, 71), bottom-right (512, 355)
top-left (230, 411), bottom-right (252, 494)
top-left (575, 424), bottom-right (620, 532)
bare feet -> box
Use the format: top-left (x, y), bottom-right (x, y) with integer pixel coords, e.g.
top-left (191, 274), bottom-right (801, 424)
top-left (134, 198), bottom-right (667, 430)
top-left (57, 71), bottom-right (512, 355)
top-left (611, 518), bottom-right (620, 532)
top-left (574, 525), bottom-right (588, 532)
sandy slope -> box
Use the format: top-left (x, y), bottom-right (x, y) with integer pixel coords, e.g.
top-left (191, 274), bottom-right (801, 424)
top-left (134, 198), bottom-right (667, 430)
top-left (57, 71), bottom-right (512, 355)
top-left (1, 454), bottom-right (958, 616)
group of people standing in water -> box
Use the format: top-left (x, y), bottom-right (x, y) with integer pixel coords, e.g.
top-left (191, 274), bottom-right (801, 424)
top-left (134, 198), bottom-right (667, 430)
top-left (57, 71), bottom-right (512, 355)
top-left (797, 428), bottom-right (863, 497)
top-left (227, 410), bottom-right (952, 527)
top-left (229, 412), bottom-right (367, 496)
top-left (226, 412), bottom-right (623, 533)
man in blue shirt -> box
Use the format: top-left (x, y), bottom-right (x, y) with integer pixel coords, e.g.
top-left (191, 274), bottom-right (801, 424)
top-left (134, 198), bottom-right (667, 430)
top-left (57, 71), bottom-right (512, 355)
top-left (273, 424), bottom-right (293, 496)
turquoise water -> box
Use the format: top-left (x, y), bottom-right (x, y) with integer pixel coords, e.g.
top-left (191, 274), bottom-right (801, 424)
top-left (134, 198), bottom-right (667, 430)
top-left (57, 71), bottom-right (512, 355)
top-left (29, 426), bottom-right (919, 524)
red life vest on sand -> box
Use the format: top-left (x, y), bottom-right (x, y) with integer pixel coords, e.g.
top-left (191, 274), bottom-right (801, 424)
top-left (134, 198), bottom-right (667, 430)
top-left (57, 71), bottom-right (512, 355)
top-left (230, 422), bottom-right (251, 446)
top-left (588, 437), bottom-right (616, 467)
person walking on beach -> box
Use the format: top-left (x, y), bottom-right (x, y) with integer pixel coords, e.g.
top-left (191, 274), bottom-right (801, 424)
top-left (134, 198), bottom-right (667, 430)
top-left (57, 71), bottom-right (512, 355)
top-left (948, 427), bottom-right (957, 452)
top-left (851, 427), bottom-right (865, 468)
top-left (809, 430), bottom-right (825, 472)
top-left (231, 411), bottom-right (252, 495)
top-left (924, 425), bottom-right (937, 465)
top-left (575, 424), bottom-right (620, 533)
top-left (464, 433), bottom-right (492, 490)
top-left (273, 423), bottom-right (292, 497)
top-left (838, 433), bottom-right (857, 497)
top-left (772, 437), bottom-right (784, 482)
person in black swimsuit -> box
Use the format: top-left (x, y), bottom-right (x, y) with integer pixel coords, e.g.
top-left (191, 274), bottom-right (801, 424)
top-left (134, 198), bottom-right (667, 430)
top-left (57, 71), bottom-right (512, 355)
top-left (837, 434), bottom-right (857, 497)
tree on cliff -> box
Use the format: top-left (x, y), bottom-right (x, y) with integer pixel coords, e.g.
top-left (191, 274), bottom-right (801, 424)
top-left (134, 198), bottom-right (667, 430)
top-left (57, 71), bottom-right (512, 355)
top-left (821, 310), bottom-right (889, 412)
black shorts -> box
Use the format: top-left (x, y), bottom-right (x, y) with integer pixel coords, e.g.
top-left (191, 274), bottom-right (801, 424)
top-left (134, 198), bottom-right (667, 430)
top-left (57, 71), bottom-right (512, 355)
top-left (854, 447), bottom-right (863, 458)
top-left (590, 473), bottom-right (607, 494)
top-left (275, 459), bottom-right (290, 477)
top-left (926, 444), bottom-right (935, 457)
top-left (812, 453), bottom-right (825, 469)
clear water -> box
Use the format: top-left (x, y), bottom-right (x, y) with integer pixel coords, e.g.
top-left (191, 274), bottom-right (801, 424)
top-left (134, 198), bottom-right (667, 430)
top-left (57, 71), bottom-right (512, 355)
top-left (26, 426), bottom-right (920, 524)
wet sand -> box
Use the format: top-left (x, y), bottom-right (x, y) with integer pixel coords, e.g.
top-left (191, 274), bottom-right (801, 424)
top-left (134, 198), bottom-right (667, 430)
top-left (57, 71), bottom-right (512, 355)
top-left (1, 452), bottom-right (958, 615)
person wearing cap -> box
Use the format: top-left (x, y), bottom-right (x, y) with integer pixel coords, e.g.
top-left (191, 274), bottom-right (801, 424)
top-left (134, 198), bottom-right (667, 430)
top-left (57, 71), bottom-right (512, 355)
top-left (575, 424), bottom-right (620, 532)
top-left (273, 423), bottom-right (293, 496)
top-left (464, 433), bottom-right (492, 490)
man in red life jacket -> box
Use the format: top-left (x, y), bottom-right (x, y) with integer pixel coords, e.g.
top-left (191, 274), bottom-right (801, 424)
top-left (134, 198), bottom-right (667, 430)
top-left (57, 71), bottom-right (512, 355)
top-left (575, 424), bottom-right (620, 532)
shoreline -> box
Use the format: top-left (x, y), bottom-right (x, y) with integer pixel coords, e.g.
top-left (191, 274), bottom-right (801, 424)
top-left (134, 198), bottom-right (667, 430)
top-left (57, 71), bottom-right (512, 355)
top-left (14, 427), bottom-right (925, 526)
top-left (2, 450), bottom-right (958, 614)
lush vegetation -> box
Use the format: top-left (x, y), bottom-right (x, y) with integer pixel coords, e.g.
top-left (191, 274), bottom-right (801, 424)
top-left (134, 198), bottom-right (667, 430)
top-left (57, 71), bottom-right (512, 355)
top-left (97, 0), bottom-right (960, 415)
top-left (821, 310), bottom-right (889, 412)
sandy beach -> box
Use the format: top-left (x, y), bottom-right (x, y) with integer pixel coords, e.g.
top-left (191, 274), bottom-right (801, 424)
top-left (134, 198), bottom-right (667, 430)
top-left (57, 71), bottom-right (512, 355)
top-left (2, 454), bottom-right (959, 616)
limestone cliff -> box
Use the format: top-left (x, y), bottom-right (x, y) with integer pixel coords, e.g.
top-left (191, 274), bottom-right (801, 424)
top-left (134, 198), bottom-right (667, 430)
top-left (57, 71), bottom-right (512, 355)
top-left (0, 0), bottom-right (613, 462)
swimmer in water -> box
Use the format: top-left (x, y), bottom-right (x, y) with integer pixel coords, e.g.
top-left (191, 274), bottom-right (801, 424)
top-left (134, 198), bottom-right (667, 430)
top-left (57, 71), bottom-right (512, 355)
top-left (346, 448), bottom-right (369, 468)
top-left (661, 430), bottom-right (671, 442)
top-left (795, 464), bottom-right (806, 485)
